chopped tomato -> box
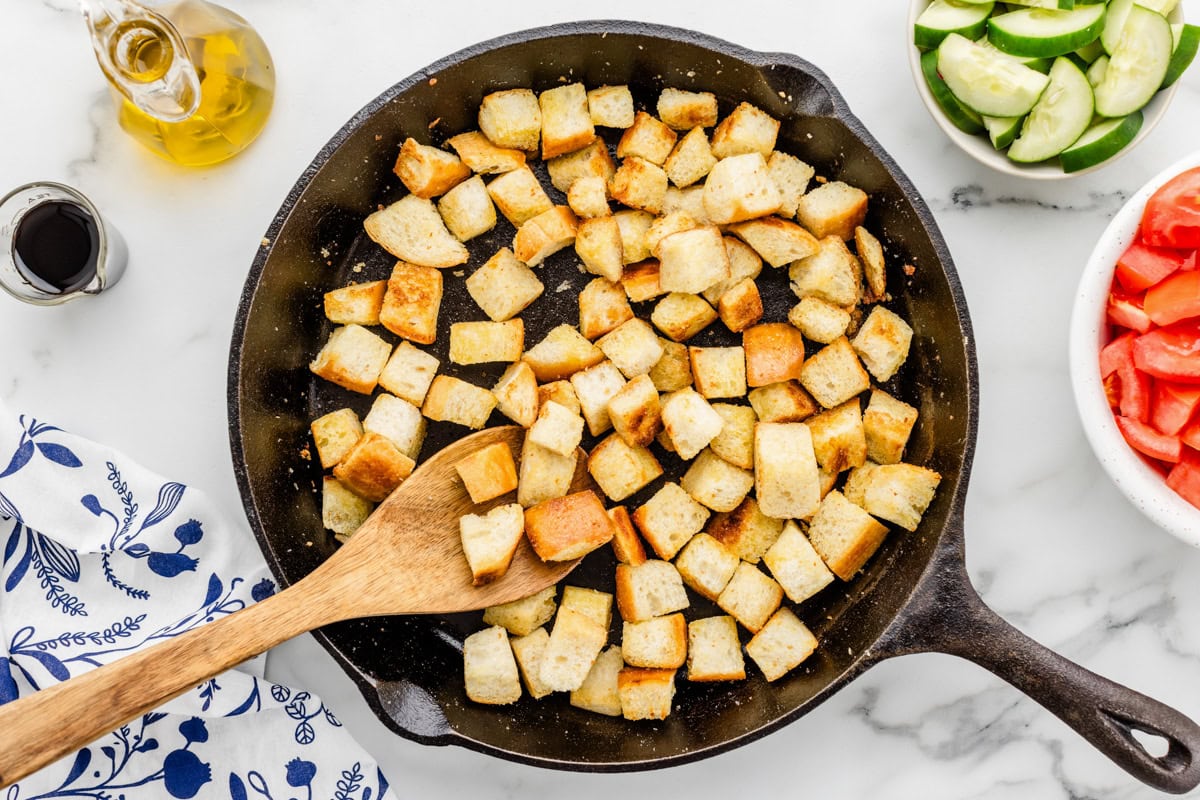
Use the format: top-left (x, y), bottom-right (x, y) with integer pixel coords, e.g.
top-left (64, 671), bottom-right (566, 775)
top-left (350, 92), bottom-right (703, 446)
top-left (1142, 167), bottom-right (1200, 250)
top-left (1132, 319), bottom-right (1200, 383)
top-left (1118, 359), bottom-right (1151, 422)
top-left (1115, 240), bottom-right (1189, 291)
top-left (1182, 421), bottom-right (1200, 451)
top-left (1100, 332), bottom-right (1136, 377)
top-left (1116, 416), bottom-right (1183, 463)
top-left (1183, 251), bottom-right (1198, 271)
top-left (1107, 287), bottom-right (1152, 333)
top-left (1145, 270), bottom-right (1200, 326)
top-left (1167, 449), bottom-right (1200, 509)
top-left (1151, 380), bottom-right (1200, 435)
top-left (1104, 373), bottom-right (1121, 410)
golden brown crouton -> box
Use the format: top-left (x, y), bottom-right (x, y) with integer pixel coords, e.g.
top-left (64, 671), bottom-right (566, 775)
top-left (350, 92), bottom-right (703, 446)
top-left (762, 520), bottom-right (835, 604)
top-left (587, 85), bottom-right (636, 128)
top-left (539, 83), bottom-right (595, 160)
top-left (788, 235), bottom-right (863, 307)
top-left (393, 137), bottom-right (471, 199)
top-left (322, 476), bottom-right (374, 539)
top-left (363, 393), bottom-right (426, 461)
top-left (788, 296), bottom-right (852, 344)
top-left (747, 379), bottom-right (819, 423)
top-left (522, 324), bottom-right (605, 382)
top-left (446, 130), bottom-right (526, 174)
top-left (663, 126), bottom-right (718, 188)
top-left (491, 361), bottom-right (539, 428)
top-left (743, 322), bottom-right (806, 387)
top-left (310, 324), bottom-right (392, 395)
top-left (608, 505), bottom-right (648, 566)
top-left (632, 481), bottom-right (710, 561)
top-left (421, 375), bottom-right (497, 430)
top-left (379, 261), bottom-right (442, 345)
top-left (465, 247), bottom-right (544, 322)
top-left (616, 559), bottom-right (690, 622)
top-left (651, 293), bottom-right (718, 342)
top-left (622, 613), bottom-right (687, 669)
top-left (661, 386), bottom-right (726, 460)
top-left (597, 318), bottom-right (665, 378)
top-left (613, 209), bottom-right (655, 264)
top-left (799, 337), bottom-right (871, 409)
top-left (709, 403), bottom-right (757, 470)
top-left (855, 226), bottom-right (888, 303)
top-left (717, 278), bottom-right (764, 333)
top-left (567, 175), bottom-right (612, 219)
top-left (754, 422), bottom-right (822, 519)
top-left (711, 101), bottom-right (780, 159)
top-left (618, 667), bottom-right (676, 720)
top-left (464, 625), bottom-right (522, 705)
top-left (459, 503), bottom-right (524, 585)
top-left (656, 225), bottom-right (730, 295)
top-left (437, 175), bottom-right (497, 242)
top-left (795, 181), bottom-right (869, 241)
top-left (806, 399), bottom-right (867, 474)
top-left (478, 88), bottom-right (541, 151)
top-left (364, 194), bottom-right (469, 269)
top-left (806, 489), bottom-right (890, 579)
top-left (517, 438), bottom-right (576, 509)
top-left (606, 373), bottom-right (663, 447)
top-left (575, 216), bottom-right (625, 283)
top-left (524, 490), bottom-right (615, 561)
top-left (861, 463), bottom-right (941, 532)
top-left (657, 88), bottom-right (719, 130)
top-left (706, 495), bottom-right (784, 563)
top-left (579, 277), bottom-right (635, 340)
top-left (687, 616), bottom-right (746, 682)
top-left (571, 360), bottom-right (628, 436)
top-left (648, 338), bottom-right (693, 393)
top-left (571, 645), bottom-right (625, 716)
top-left (621, 259), bottom-right (665, 303)
top-left (449, 319), bottom-right (524, 365)
top-left (454, 441), bottom-right (519, 504)
top-left (689, 346), bottom-right (747, 399)
top-left (729, 217), bottom-right (819, 268)
top-left (324, 280), bottom-right (386, 326)
top-left (617, 111), bottom-right (678, 165)
top-left (486, 166), bottom-right (554, 227)
top-left (851, 306), bottom-right (914, 383)
top-left (609, 156), bottom-right (669, 215)
top-left (745, 607), bottom-right (818, 681)
top-left (675, 533), bottom-right (740, 601)
top-left (863, 389), bottom-right (918, 465)
top-left (681, 448), bottom-right (755, 512)
top-left (484, 586), bottom-right (557, 637)
top-left (716, 562), bottom-right (783, 633)
top-left (311, 408), bottom-right (363, 469)
top-left (513, 205), bottom-right (579, 267)
top-left (332, 431), bottom-right (415, 503)
top-left (547, 138), bottom-right (617, 194)
top-left (703, 152), bottom-right (783, 225)
top-left (587, 432), bottom-right (663, 502)
top-left (767, 151), bottom-right (816, 218)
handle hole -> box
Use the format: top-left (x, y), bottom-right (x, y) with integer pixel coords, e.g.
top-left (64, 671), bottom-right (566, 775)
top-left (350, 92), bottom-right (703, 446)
top-left (1132, 727), bottom-right (1171, 759)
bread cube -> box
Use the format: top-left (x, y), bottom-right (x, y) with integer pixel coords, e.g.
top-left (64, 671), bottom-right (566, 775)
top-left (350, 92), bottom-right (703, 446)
top-left (799, 337), bottom-right (871, 409)
top-left (663, 126), bottom-right (717, 188)
top-left (651, 293), bottom-right (718, 342)
top-left (689, 346), bottom-right (747, 400)
top-left (492, 361), bottom-right (540, 428)
top-left (851, 306), bottom-right (913, 383)
top-left (311, 408), bottom-right (363, 469)
top-left (575, 216), bottom-right (625, 283)
top-left (514, 205), bottom-right (579, 267)
top-left (478, 88), bottom-right (541, 151)
top-left (657, 88), bottom-right (719, 130)
top-left (754, 422), bottom-right (821, 519)
top-left (560, 585), bottom-right (614, 629)
top-left (438, 175), bottom-right (497, 242)
top-left (717, 278), bottom-right (764, 334)
top-left (745, 607), bottom-right (818, 681)
top-left (855, 226), bottom-right (888, 302)
top-left (662, 184), bottom-right (710, 222)
top-left (324, 280), bottom-right (386, 326)
top-left (687, 616), bottom-right (746, 682)
top-left (648, 338), bottom-right (693, 393)
top-left (702, 236), bottom-right (764, 305)
top-left (364, 194), bottom-right (468, 269)
top-left (579, 277), bottom-right (634, 340)
top-left (393, 137), bottom-right (471, 199)
top-left (711, 101), bottom-right (780, 159)
top-left (597, 318), bottom-right (665, 379)
top-left (511, 627), bottom-right (554, 700)
top-left (795, 181), bottom-right (868, 241)
top-left (622, 613), bottom-right (687, 669)
top-left (464, 625), bottom-right (522, 705)
top-left (454, 441), bottom-right (519, 503)
top-left (377, 341), bottom-right (440, 407)
top-left (322, 476), bottom-right (374, 539)
top-left (617, 111), bottom-right (678, 165)
top-left (608, 505), bottom-right (647, 565)
top-left (708, 403), bottom-right (756, 470)
top-left (570, 645), bottom-right (624, 716)
top-left (446, 130), bottom-right (526, 175)
top-left (681, 448), bottom-right (755, 512)
top-left (706, 495), bottom-right (784, 563)
top-left (538, 379), bottom-right (581, 416)
top-left (588, 84), bottom-right (635, 128)
top-left (606, 373), bottom-right (662, 448)
top-left (523, 325), bottom-right (604, 382)
top-left (729, 217), bottom-right (819, 268)
top-left (613, 209), bottom-right (655, 264)
top-left (660, 387), bottom-right (725, 460)
top-left (517, 438), bottom-right (576, 508)
top-left (806, 490), bottom-right (890, 580)
top-left (632, 482), bottom-right (710, 561)
top-left (571, 360), bottom-right (627, 436)
top-left (567, 175), bottom-right (611, 219)
top-left (806, 399), bottom-right (867, 474)
top-left (862, 463), bottom-right (941, 532)
top-left (742, 323), bottom-right (806, 388)
top-left (645, 211), bottom-right (701, 257)
top-left (674, 532), bottom-right (739, 601)
top-left (789, 296), bottom-right (851, 344)
top-left (788, 235), bottom-right (862, 307)
top-left (547, 138), bottom-right (616, 194)
top-left (332, 431), bottom-right (415, 503)
top-left (379, 261), bottom-right (443, 345)
top-left (747, 380), bottom-right (818, 423)
top-left (609, 156), bottom-right (668, 214)
top-left (620, 260), bottom-right (663, 304)
top-left (763, 520), bottom-right (835, 604)
top-left (539, 83), bottom-right (594, 160)
top-left (528, 400), bottom-right (584, 457)
top-left (863, 390), bottom-right (918, 465)
top-left (717, 562), bottom-right (784, 633)
top-left (618, 667), bottom-right (676, 720)
top-left (842, 461), bottom-right (879, 508)
top-left (540, 607), bottom-right (608, 693)
top-left (704, 153), bottom-right (783, 225)
top-left (615, 559), bottom-right (689, 622)
top-left (363, 393), bottom-right (426, 460)
top-left (524, 490), bottom-right (615, 561)
top-left (486, 166), bottom-right (554, 227)
top-left (587, 432), bottom-right (663, 502)
top-left (483, 584), bottom-right (557, 637)
top-left (309, 324), bottom-right (392, 395)
top-left (656, 225), bottom-right (730, 295)
top-left (768, 151), bottom-right (815, 218)
top-left (465, 247), bottom-right (544, 322)
top-left (460, 503), bottom-right (524, 585)
top-left (421, 375), bottom-right (496, 429)
top-left (449, 319), bottom-right (524, 365)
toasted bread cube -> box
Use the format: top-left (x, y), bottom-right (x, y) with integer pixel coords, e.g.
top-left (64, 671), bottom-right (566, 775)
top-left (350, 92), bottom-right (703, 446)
top-left (617, 111), bottom-right (678, 165)
top-left (717, 562), bottom-right (784, 633)
top-left (378, 341), bottom-right (440, 407)
top-left (729, 217), bottom-right (819, 268)
top-left (707, 495), bottom-right (784, 563)
top-left (465, 247), bottom-right (544, 322)
top-left (755, 422), bottom-right (821, 519)
top-left (709, 403), bottom-right (756, 470)
top-left (570, 644), bottom-right (624, 716)
top-left (322, 476), bottom-right (374, 538)
top-left (609, 157), bottom-right (668, 214)
top-left (597, 318), bottom-right (665, 379)
top-left (547, 138), bottom-right (616, 194)
top-left (864, 390), bottom-right (918, 465)
top-left (788, 235), bottom-right (862, 307)
top-left (379, 261), bottom-right (442, 345)
top-left (632, 482), bottom-right (709, 561)
top-left (540, 607), bottom-right (608, 692)
top-left (702, 236), bottom-right (764, 305)
top-left (657, 88), bottom-right (719, 130)
top-left (571, 360), bottom-right (627, 436)
top-left (789, 296), bottom-right (851, 344)
top-left (311, 408), bottom-right (363, 469)
top-left (455, 441), bottom-right (519, 503)
top-left (363, 393), bottom-right (426, 460)
top-left (703, 153), bottom-right (782, 225)
top-left (743, 323), bottom-right (805, 387)
top-left (746, 608), bottom-right (817, 681)
top-left (656, 225), bottom-right (730, 295)
top-left (438, 175), bottom-right (497, 242)
top-left (660, 387), bottom-right (725, 460)
top-left (567, 175), bottom-right (612, 219)
top-left (689, 346), bottom-right (747, 400)
top-left (651, 293), bottom-right (718, 343)
top-left (799, 337), bottom-right (871, 409)
top-left (663, 126), bottom-right (717, 188)
top-left (539, 83), bottom-right (594, 160)
top-left (587, 431), bottom-right (663, 502)
top-left (674, 532), bottom-right (739, 601)
top-left (855, 226), bottom-right (887, 302)
top-left (623, 613), bottom-right (687, 669)
top-left (648, 338), bottom-right (693, 393)
top-left (575, 216), bottom-right (624, 283)
top-left (579, 277), bottom-right (634, 340)
top-left (523, 324), bottom-right (605, 382)
top-left (478, 88), bottom-right (541, 152)
top-left (681, 448), bottom-right (754, 512)
top-left (717, 278), bottom-right (764, 334)
top-left (514, 437), bottom-right (580, 506)
top-left (687, 616), bottom-right (745, 681)
top-left (538, 379), bottom-right (581, 416)
top-left (464, 625), bottom-right (522, 704)
top-left (483, 585), bottom-right (557, 637)
top-left (525, 490), bottom-right (615, 561)
top-left (621, 259), bottom-right (664, 302)
top-left (332, 431), bottom-right (415, 502)
top-left (514, 205), bottom-right (578, 267)
top-left (446, 130), bottom-right (526, 175)
top-left (615, 559), bottom-right (690, 622)
top-left (528, 400), bottom-right (584, 457)
top-left (763, 520), bottom-right (835, 604)
top-left (852, 306), bottom-right (913, 383)
top-left (421, 375), bottom-right (497, 429)
top-left (645, 212), bottom-right (701, 257)
top-left (310, 324), bottom-right (392, 395)
top-left (711, 101), bottom-right (780, 159)
top-left (324, 280), bottom-right (386, 326)
top-left (364, 195), bottom-right (468, 269)
top-left (511, 627), bottom-right (554, 700)
top-left (842, 461), bottom-right (879, 508)
top-left (796, 181), bottom-right (868, 241)
top-left (449, 319), bottom-right (524, 365)
top-left (747, 380), bottom-right (818, 423)
top-left (807, 399), bottom-right (866, 474)
top-left (768, 151), bottom-right (815, 218)
top-left (394, 137), bottom-right (471, 199)
top-left (460, 503), bottom-right (524, 585)
top-left (608, 506), bottom-right (647, 565)
top-left (588, 85), bottom-right (635, 128)
top-left (663, 184), bottom-right (710, 222)
top-left (618, 667), bottom-right (676, 720)
top-left (492, 361), bottom-right (540, 428)
top-left (606, 374), bottom-right (662, 447)
top-left (487, 166), bottom-right (554, 227)
top-left (807, 490), bottom-right (890, 580)
top-left (561, 585), bottom-right (614, 629)
top-left (862, 463), bottom-right (941, 532)
top-left (613, 209), bottom-right (655, 264)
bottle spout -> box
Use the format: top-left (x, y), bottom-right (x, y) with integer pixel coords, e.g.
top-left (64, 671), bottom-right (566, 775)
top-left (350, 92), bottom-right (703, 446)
top-left (79, 0), bottom-right (201, 122)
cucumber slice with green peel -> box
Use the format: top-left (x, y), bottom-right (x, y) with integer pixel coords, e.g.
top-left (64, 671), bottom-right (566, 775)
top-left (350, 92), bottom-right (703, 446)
top-left (1094, 5), bottom-right (1173, 117)
top-left (1163, 24), bottom-right (1200, 89)
top-left (937, 33), bottom-right (1051, 116)
top-left (1059, 111), bottom-right (1143, 172)
top-left (1138, 0), bottom-right (1180, 16)
top-left (920, 50), bottom-right (986, 133)
top-left (977, 36), bottom-right (1053, 71)
top-left (914, 0), bottom-right (995, 50)
top-left (1007, 56), bottom-right (1094, 162)
top-left (987, 5), bottom-right (1107, 58)
top-left (1006, 0), bottom-right (1075, 9)
top-left (983, 114), bottom-right (1024, 148)
top-left (1101, 0), bottom-right (1133, 55)
top-left (1086, 54), bottom-right (1108, 87)
top-left (1074, 39), bottom-right (1105, 64)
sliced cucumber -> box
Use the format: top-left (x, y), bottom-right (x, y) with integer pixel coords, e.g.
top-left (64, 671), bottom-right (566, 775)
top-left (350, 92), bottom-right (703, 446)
top-left (1163, 24), bottom-right (1200, 89)
top-left (1138, 0), bottom-right (1180, 16)
top-left (1006, 0), bottom-right (1075, 8)
top-left (937, 33), bottom-right (1052, 116)
top-left (1100, 0), bottom-right (1133, 55)
top-left (915, 0), bottom-right (995, 50)
top-left (1008, 57), bottom-right (1094, 162)
top-left (1074, 39), bottom-right (1106, 64)
top-left (1095, 5), bottom-right (1173, 117)
top-left (1086, 53), bottom-right (1109, 86)
top-left (921, 50), bottom-right (986, 133)
top-left (1059, 112), bottom-right (1143, 172)
top-left (983, 114), bottom-right (1023, 148)
top-left (988, 5), bottom-right (1107, 58)
top-left (977, 36), bottom-right (1053, 71)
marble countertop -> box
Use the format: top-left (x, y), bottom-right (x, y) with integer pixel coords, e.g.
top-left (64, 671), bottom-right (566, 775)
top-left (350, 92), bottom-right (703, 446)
top-left (5, 1), bottom-right (1200, 797)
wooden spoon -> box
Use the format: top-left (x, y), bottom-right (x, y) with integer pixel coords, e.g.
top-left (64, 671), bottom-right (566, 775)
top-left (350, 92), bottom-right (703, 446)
top-left (0, 425), bottom-right (587, 787)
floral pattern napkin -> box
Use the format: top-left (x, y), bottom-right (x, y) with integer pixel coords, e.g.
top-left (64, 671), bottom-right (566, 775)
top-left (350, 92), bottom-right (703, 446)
top-left (0, 402), bottom-right (398, 800)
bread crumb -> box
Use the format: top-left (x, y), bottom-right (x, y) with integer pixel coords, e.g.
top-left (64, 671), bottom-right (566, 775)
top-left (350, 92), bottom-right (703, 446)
top-left (429, 77), bottom-right (438, 86)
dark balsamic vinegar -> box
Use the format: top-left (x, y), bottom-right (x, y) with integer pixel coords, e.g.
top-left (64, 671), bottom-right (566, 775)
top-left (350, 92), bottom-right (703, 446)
top-left (13, 201), bottom-right (101, 294)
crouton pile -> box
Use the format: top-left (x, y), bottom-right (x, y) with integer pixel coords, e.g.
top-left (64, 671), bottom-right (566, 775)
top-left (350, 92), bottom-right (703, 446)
top-left (306, 81), bottom-right (942, 721)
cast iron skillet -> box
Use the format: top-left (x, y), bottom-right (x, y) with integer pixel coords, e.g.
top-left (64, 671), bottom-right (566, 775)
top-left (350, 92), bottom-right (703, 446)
top-left (227, 20), bottom-right (1200, 792)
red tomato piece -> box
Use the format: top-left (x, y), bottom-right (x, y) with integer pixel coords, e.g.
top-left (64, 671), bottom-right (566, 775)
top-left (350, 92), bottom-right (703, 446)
top-left (1182, 251), bottom-right (1198, 271)
top-left (1182, 421), bottom-right (1200, 451)
top-left (1151, 380), bottom-right (1200, 435)
top-left (1100, 332), bottom-right (1135, 377)
top-left (1118, 360), bottom-right (1151, 421)
top-left (1142, 167), bottom-right (1200, 250)
top-left (1145, 270), bottom-right (1200, 326)
top-left (1132, 319), bottom-right (1200, 383)
top-left (1104, 374), bottom-right (1121, 410)
top-left (1116, 415), bottom-right (1183, 463)
top-left (1167, 449), bottom-right (1200, 510)
top-left (1115, 241), bottom-right (1189, 291)
top-left (1106, 287), bottom-right (1152, 333)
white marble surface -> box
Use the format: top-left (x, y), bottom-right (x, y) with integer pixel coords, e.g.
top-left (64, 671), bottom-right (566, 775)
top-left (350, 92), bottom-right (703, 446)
top-left (4, 1), bottom-right (1200, 797)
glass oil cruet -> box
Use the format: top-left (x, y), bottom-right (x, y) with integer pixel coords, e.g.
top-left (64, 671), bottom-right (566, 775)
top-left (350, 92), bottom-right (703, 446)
top-left (80, 0), bottom-right (275, 167)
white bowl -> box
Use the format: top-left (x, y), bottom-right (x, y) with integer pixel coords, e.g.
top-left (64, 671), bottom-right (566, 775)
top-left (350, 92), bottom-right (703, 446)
top-left (906, 0), bottom-right (1183, 180)
top-left (1069, 150), bottom-right (1200, 545)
